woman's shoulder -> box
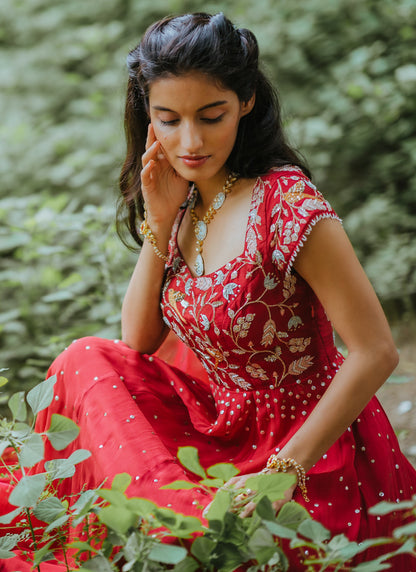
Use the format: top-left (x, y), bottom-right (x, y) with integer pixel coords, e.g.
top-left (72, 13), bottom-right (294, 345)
top-left (258, 166), bottom-right (341, 275)
top-left (259, 165), bottom-right (317, 197)
top-left (258, 165), bottom-right (336, 217)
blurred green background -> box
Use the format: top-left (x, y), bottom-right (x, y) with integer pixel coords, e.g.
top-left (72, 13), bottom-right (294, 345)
top-left (1, 0), bottom-right (415, 398)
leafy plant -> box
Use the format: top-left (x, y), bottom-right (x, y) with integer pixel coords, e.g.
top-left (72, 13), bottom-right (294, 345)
top-left (2, 375), bottom-right (416, 570)
top-left (0, 374), bottom-right (98, 570)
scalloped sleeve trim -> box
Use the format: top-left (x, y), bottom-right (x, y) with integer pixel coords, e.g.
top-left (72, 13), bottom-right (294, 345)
top-left (267, 170), bottom-right (342, 277)
top-left (285, 212), bottom-right (342, 276)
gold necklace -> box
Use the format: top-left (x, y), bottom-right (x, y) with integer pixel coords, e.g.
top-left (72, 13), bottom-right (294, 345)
top-left (189, 172), bottom-right (238, 277)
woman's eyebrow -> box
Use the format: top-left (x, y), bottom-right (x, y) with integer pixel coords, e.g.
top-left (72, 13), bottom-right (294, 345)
top-left (152, 100), bottom-right (228, 112)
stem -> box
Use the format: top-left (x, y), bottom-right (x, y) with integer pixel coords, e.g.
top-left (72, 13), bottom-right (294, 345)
top-left (25, 507), bottom-right (41, 572)
top-left (58, 532), bottom-right (70, 571)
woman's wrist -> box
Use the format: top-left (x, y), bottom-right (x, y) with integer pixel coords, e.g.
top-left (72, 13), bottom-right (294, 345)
top-left (262, 455), bottom-right (309, 503)
top-left (139, 212), bottom-right (171, 262)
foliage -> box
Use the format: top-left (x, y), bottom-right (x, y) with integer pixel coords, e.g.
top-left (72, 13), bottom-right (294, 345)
top-left (0, 374), bottom-right (98, 570)
top-left (1, 375), bottom-right (416, 571)
top-left (1, 0), bottom-right (415, 394)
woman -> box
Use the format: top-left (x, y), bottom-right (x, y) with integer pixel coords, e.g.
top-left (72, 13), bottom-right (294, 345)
top-left (3, 11), bottom-right (416, 571)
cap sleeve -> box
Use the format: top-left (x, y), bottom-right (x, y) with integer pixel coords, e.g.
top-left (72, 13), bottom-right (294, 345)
top-left (267, 168), bottom-right (341, 276)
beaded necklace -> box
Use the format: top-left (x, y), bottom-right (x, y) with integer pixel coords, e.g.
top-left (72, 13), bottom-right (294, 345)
top-left (189, 172), bottom-right (238, 277)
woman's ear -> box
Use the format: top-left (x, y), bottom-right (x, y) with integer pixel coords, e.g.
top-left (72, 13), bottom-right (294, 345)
top-left (240, 93), bottom-right (256, 118)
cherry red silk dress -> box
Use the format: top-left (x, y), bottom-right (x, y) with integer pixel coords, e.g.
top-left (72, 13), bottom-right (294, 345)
top-left (2, 166), bottom-right (416, 570)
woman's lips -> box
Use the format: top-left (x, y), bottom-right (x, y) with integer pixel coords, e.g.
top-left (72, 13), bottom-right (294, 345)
top-left (179, 155), bottom-right (210, 168)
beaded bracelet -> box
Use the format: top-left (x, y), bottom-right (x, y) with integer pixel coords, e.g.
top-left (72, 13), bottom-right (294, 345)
top-left (139, 218), bottom-right (168, 263)
top-left (263, 455), bottom-right (309, 502)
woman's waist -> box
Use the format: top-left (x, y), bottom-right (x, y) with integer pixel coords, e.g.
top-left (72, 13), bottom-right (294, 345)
top-left (206, 349), bottom-right (344, 395)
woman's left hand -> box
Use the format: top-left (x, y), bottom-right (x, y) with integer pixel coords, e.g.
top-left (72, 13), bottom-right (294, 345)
top-left (223, 470), bottom-right (298, 518)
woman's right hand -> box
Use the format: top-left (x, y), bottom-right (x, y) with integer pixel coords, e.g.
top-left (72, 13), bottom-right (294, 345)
top-left (141, 124), bottom-right (189, 230)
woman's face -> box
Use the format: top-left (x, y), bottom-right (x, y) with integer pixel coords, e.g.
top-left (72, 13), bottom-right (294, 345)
top-left (148, 72), bottom-right (254, 187)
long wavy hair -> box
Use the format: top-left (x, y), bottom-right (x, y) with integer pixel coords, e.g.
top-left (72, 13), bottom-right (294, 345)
top-left (117, 12), bottom-right (310, 247)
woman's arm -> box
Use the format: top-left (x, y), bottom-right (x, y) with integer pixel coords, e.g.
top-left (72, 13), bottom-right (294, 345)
top-left (121, 229), bottom-right (171, 353)
top-left (235, 217), bottom-right (398, 517)
top-left (279, 217), bottom-right (399, 471)
top-left (121, 124), bottom-right (189, 353)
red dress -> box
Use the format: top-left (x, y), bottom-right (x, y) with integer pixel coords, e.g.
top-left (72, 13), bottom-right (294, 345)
top-left (1, 166), bottom-right (416, 570)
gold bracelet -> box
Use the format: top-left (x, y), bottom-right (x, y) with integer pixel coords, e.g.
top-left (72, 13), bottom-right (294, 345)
top-left (139, 218), bottom-right (168, 263)
top-left (263, 455), bottom-right (309, 502)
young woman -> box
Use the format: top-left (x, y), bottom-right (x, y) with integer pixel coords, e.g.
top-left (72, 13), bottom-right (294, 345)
top-left (2, 11), bottom-right (416, 571)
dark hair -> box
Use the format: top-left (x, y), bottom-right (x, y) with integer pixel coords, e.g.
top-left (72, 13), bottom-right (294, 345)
top-left (117, 12), bottom-right (311, 247)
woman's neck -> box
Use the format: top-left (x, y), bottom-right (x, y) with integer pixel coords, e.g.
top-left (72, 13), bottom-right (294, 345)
top-left (192, 169), bottom-right (230, 210)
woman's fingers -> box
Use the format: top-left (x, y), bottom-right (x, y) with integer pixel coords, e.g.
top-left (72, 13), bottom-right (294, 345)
top-left (239, 500), bottom-right (257, 518)
top-left (145, 123), bottom-right (156, 150)
top-left (140, 159), bottom-right (156, 186)
top-left (142, 139), bottom-right (161, 167)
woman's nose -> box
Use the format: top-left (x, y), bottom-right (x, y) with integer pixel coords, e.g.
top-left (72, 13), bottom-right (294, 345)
top-left (181, 122), bottom-right (203, 152)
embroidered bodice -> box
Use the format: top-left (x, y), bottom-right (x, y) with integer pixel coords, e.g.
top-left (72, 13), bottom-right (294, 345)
top-left (161, 166), bottom-right (342, 391)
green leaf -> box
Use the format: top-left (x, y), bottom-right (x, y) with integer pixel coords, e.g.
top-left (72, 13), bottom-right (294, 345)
top-left (398, 537), bottom-right (416, 553)
top-left (177, 446), bottom-right (206, 479)
top-left (71, 489), bottom-right (98, 515)
top-left (191, 536), bottom-right (217, 565)
top-left (99, 488), bottom-right (128, 507)
top-left (27, 374), bottom-right (57, 416)
top-left (276, 500), bottom-right (311, 530)
top-left (47, 413), bottom-right (79, 450)
top-left (210, 541), bottom-right (246, 570)
top-left (77, 555), bottom-right (115, 571)
top-left (248, 527), bottom-right (277, 565)
top-left (44, 514), bottom-right (70, 533)
top-left (336, 537), bottom-right (390, 561)
top-left (0, 549), bottom-right (16, 560)
top-left (199, 478), bottom-right (225, 488)
top-left (327, 533), bottom-right (352, 552)
top-left (153, 508), bottom-right (203, 537)
top-left (0, 376), bottom-right (8, 388)
top-left (297, 518), bottom-right (331, 543)
top-left (148, 543), bottom-right (188, 564)
top-left (111, 472), bottom-right (131, 492)
top-left (369, 499), bottom-right (415, 515)
top-left (98, 504), bottom-right (137, 536)
top-left (207, 462), bottom-right (239, 481)
top-left (33, 541), bottom-right (55, 567)
top-left (255, 495), bottom-right (276, 521)
top-left (0, 533), bottom-right (20, 554)
top-left (205, 488), bottom-right (232, 521)
top-left (352, 559), bottom-right (394, 571)
top-left (172, 556), bottom-right (200, 572)
top-left (33, 496), bottom-right (66, 523)
top-left (160, 480), bottom-right (200, 490)
top-left (8, 391), bottom-right (27, 421)
top-left (69, 540), bottom-right (99, 554)
top-left (11, 422), bottom-right (31, 438)
top-left (127, 497), bottom-right (158, 518)
top-left (0, 507), bottom-right (23, 524)
top-left (44, 458), bottom-right (76, 480)
top-left (68, 448), bottom-right (92, 465)
top-left (245, 471), bottom-right (296, 503)
top-left (9, 473), bottom-right (46, 507)
top-left (263, 520), bottom-right (297, 540)
top-left (19, 432), bottom-right (44, 467)
top-left (393, 521), bottom-right (416, 538)
top-left (0, 439), bottom-right (10, 458)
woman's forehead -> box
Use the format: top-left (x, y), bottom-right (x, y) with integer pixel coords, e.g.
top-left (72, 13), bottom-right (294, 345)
top-left (148, 72), bottom-right (236, 109)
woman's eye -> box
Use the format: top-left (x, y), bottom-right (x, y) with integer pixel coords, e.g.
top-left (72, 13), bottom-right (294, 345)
top-left (160, 119), bottom-right (179, 126)
top-left (201, 114), bottom-right (224, 124)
